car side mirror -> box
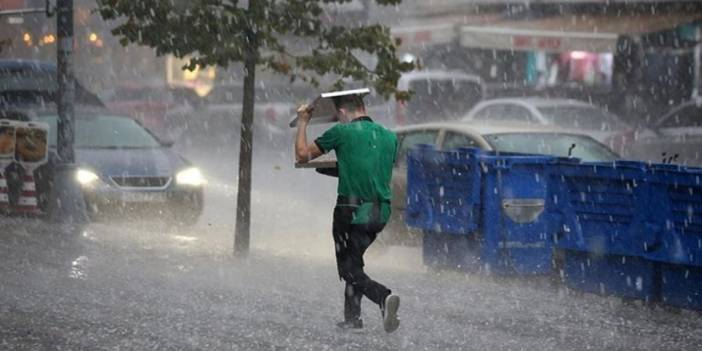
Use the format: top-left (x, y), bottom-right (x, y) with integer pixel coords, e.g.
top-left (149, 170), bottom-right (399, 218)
top-left (160, 139), bottom-right (175, 148)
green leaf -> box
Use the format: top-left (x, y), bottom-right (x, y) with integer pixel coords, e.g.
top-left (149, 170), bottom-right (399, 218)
top-left (97, 0), bottom-right (412, 100)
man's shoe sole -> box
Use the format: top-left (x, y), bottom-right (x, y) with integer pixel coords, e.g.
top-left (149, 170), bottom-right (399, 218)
top-left (383, 295), bottom-right (400, 333)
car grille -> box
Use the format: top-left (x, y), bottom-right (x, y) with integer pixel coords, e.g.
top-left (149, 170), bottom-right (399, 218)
top-left (111, 176), bottom-right (171, 188)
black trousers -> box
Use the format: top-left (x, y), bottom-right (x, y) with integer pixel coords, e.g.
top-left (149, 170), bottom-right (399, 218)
top-left (332, 205), bottom-right (391, 321)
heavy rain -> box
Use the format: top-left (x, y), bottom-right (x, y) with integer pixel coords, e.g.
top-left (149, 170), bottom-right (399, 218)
top-left (2, 0), bottom-right (702, 349)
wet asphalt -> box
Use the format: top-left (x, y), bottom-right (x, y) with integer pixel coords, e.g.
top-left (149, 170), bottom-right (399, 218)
top-left (1, 137), bottom-right (702, 350)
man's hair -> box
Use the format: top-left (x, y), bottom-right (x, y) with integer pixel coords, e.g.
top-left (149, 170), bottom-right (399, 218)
top-left (332, 94), bottom-right (365, 112)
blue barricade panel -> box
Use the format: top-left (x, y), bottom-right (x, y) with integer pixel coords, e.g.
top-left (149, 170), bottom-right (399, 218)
top-left (563, 250), bottom-right (659, 301)
top-left (479, 155), bottom-right (557, 275)
top-left (406, 146), bottom-right (481, 235)
top-left (660, 263), bottom-right (702, 310)
top-left (552, 161), bottom-right (654, 257)
top-left (406, 144), bottom-right (435, 231)
top-left (409, 146), bottom-right (559, 276)
top-left (646, 165), bottom-right (702, 267)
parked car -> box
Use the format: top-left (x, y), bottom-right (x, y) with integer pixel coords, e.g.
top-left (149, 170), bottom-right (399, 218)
top-left (0, 59), bottom-right (103, 106)
top-left (103, 84), bottom-right (202, 140)
top-left (385, 122), bottom-right (620, 245)
top-left (462, 98), bottom-right (632, 152)
top-left (5, 106), bottom-right (204, 225)
top-left (627, 97), bottom-right (702, 166)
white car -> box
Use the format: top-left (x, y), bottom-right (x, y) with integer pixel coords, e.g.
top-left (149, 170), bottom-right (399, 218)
top-left (462, 98), bottom-right (632, 149)
top-left (628, 97), bottom-right (702, 166)
top-left (385, 122), bottom-right (620, 245)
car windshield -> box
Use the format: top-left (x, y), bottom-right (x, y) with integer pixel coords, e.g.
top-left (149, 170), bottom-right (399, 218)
top-left (483, 133), bottom-right (619, 162)
top-left (0, 67), bottom-right (57, 91)
top-left (537, 105), bottom-right (628, 131)
top-left (36, 114), bottom-right (162, 149)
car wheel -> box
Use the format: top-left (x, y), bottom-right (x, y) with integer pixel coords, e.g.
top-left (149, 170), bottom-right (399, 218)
top-left (167, 190), bottom-right (203, 228)
top-left (165, 206), bottom-right (201, 228)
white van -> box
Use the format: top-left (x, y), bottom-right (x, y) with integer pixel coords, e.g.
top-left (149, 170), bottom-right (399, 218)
top-left (373, 70), bottom-right (485, 127)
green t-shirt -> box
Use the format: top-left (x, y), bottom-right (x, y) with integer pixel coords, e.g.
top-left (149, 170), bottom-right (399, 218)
top-left (315, 117), bottom-right (398, 224)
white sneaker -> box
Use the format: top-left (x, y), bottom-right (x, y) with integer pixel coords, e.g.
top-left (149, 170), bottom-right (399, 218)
top-left (382, 294), bottom-right (400, 333)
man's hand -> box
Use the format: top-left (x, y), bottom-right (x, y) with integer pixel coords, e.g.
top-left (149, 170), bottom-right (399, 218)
top-left (295, 103), bottom-right (323, 163)
top-left (296, 103), bottom-right (313, 124)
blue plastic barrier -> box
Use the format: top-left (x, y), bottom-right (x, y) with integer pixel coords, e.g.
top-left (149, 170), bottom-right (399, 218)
top-left (407, 144), bottom-right (702, 308)
top-left (646, 164), bottom-right (702, 266)
top-left (434, 148), bottom-right (482, 235)
top-left (478, 154), bottom-right (557, 275)
top-left (550, 160), bottom-right (660, 300)
top-left (405, 144), bottom-right (436, 231)
top-left (406, 146), bottom-right (481, 234)
top-left (410, 146), bottom-right (558, 275)
top-left (552, 160), bottom-right (653, 257)
top-left (646, 164), bottom-right (702, 309)
top-left (659, 264), bottom-right (702, 310)
top-left (563, 250), bottom-right (659, 301)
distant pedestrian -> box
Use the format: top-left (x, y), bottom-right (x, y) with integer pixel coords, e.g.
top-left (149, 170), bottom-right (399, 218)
top-left (294, 93), bottom-right (401, 333)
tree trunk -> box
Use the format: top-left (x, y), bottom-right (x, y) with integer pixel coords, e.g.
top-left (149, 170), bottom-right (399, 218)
top-left (234, 38), bottom-right (257, 256)
top-left (49, 0), bottom-right (88, 228)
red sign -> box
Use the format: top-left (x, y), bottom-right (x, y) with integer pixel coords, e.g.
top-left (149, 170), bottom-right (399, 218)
top-left (513, 35), bottom-right (562, 50)
top-left (513, 35), bottom-right (531, 47)
top-left (538, 37), bottom-right (561, 50)
top-left (414, 31), bottom-right (432, 43)
top-left (0, 0), bottom-right (25, 10)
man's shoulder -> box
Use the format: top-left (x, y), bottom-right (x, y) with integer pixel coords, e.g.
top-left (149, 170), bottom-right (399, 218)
top-left (362, 118), bottom-right (392, 132)
top-left (373, 123), bottom-right (396, 140)
top-left (340, 118), bottom-right (396, 140)
top-left (320, 123), bottom-right (344, 138)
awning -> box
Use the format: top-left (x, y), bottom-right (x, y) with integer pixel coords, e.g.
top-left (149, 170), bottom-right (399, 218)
top-left (392, 15), bottom-right (501, 50)
top-left (460, 13), bottom-right (702, 53)
top-left (392, 22), bottom-right (455, 49)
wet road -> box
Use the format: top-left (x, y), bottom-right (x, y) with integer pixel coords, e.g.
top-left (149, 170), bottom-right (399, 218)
top-left (2, 139), bottom-right (702, 350)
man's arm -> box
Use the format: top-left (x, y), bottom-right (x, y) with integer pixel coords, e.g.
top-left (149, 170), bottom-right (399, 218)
top-left (295, 104), bottom-right (323, 163)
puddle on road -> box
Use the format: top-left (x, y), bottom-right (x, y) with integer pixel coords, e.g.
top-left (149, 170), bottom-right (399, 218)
top-left (69, 255), bottom-right (89, 280)
top-left (172, 235), bottom-right (198, 243)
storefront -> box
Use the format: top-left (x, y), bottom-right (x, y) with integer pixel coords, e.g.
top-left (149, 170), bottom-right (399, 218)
top-left (390, 14), bottom-right (501, 69)
top-left (456, 12), bottom-right (702, 120)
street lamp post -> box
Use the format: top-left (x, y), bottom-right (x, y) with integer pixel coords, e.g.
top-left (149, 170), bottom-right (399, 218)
top-left (56, 0), bottom-right (74, 164)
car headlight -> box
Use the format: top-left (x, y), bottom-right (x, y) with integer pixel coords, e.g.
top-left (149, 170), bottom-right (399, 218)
top-left (76, 169), bottom-right (99, 186)
top-left (176, 167), bottom-right (205, 186)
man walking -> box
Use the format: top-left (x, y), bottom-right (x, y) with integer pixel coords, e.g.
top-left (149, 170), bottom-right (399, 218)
top-left (294, 93), bottom-right (400, 333)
